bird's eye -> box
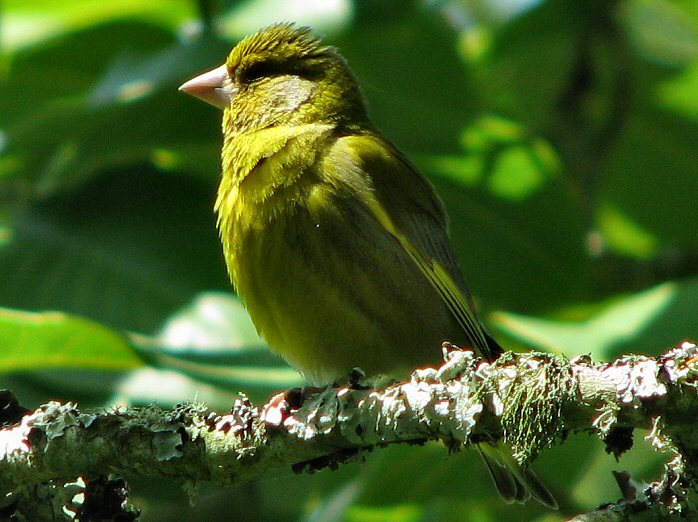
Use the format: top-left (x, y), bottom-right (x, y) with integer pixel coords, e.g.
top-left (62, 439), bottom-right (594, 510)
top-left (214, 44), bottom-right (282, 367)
top-left (238, 60), bottom-right (279, 85)
top-left (238, 59), bottom-right (320, 86)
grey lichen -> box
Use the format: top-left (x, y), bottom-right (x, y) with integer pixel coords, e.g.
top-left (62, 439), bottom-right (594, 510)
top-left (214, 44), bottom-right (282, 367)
top-left (152, 431), bottom-right (184, 461)
top-left (4, 344), bottom-right (698, 519)
top-left (283, 349), bottom-right (484, 449)
top-left (31, 402), bottom-right (82, 441)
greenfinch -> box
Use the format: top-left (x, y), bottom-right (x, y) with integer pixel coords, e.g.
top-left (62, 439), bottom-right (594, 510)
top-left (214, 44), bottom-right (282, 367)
top-left (180, 23), bottom-right (556, 509)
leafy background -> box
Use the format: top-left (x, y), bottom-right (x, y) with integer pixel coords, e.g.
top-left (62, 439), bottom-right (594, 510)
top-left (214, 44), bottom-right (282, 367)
top-left (2, 0), bottom-right (697, 520)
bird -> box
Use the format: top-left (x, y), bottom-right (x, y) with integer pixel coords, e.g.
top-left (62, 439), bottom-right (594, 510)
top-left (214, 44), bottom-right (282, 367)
top-left (179, 22), bottom-right (556, 509)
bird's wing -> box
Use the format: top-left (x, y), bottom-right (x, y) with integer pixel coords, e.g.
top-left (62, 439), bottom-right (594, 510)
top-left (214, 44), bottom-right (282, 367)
top-left (325, 131), bottom-right (493, 357)
top-left (323, 131), bottom-right (555, 508)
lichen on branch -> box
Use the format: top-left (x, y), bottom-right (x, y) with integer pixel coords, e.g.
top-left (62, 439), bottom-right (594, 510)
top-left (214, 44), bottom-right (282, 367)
top-left (2, 341), bottom-right (698, 520)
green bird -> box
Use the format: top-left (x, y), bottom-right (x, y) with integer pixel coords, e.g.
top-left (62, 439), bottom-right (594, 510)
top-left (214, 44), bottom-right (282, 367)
top-left (180, 23), bottom-right (556, 508)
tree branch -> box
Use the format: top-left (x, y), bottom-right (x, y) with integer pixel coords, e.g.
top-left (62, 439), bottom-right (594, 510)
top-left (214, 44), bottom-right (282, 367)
top-left (2, 341), bottom-right (698, 520)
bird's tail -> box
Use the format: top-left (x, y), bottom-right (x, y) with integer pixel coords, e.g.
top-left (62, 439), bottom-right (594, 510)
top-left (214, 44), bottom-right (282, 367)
top-left (476, 442), bottom-right (558, 509)
top-left (483, 329), bottom-right (504, 359)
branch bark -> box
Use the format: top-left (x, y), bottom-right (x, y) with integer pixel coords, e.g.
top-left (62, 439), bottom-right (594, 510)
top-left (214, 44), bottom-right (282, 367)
top-left (2, 342), bottom-right (698, 520)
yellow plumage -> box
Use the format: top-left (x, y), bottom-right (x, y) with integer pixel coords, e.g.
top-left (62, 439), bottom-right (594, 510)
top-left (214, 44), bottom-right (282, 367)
top-left (180, 23), bottom-right (556, 508)
top-left (215, 122), bottom-right (494, 383)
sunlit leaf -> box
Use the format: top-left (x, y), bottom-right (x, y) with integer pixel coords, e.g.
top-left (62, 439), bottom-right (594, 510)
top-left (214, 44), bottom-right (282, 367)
top-left (656, 62), bottom-right (698, 121)
top-left (135, 292), bottom-right (303, 390)
top-left (218, 0), bottom-right (353, 38)
top-left (493, 280), bottom-right (698, 359)
top-left (597, 203), bottom-right (658, 260)
top-left (0, 307), bottom-right (143, 372)
top-left (2, 0), bottom-right (195, 53)
top-left (620, 0), bottom-right (698, 67)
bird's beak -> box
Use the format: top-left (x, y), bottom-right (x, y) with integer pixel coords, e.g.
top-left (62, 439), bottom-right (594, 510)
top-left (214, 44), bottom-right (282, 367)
top-left (179, 64), bottom-right (234, 110)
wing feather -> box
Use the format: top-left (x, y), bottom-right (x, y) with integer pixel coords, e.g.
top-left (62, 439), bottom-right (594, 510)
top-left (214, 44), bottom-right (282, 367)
top-left (326, 130), bottom-right (496, 358)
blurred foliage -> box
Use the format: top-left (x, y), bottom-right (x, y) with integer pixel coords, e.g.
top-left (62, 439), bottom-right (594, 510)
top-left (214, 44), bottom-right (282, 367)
top-left (1, 0), bottom-right (697, 520)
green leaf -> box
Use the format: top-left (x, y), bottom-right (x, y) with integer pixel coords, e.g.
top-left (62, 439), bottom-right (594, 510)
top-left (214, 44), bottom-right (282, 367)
top-left (2, 0), bottom-right (195, 54)
top-left (493, 280), bottom-right (698, 359)
top-left (1, 21), bottom-right (227, 196)
top-left (334, 10), bottom-right (478, 152)
top-left (424, 115), bottom-right (562, 200)
top-left (218, 0), bottom-right (351, 38)
top-left (596, 203), bottom-right (658, 260)
top-left (602, 101), bottom-right (698, 247)
top-left (0, 169), bottom-right (228, 334)
top-left (620, 0), bottom-right (698, 67)
top-left (656, 63), bottom-right (698, 121)
top-left (476, 0), bottom-right (578, 130)
top-left (430, 160), bottom-right (587, 314)
top-left (135, 292), bottom-right (303, 390)
top-left (0, 307), bottom-right (143, 372)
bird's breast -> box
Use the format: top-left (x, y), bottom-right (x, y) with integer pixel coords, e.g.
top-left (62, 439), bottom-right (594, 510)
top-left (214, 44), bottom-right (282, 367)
top-left (214, 124), bottom-right (468, 383)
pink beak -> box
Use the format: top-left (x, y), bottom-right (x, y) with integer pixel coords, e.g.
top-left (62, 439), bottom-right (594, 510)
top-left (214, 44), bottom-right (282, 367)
top-left (179, 64), bottom-right (234, 109)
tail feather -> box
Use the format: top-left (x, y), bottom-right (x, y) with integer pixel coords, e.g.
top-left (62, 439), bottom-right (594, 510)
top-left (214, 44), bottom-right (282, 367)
top-left (483, 330), bottom-right (504, 359)
top-left (476, 444), bottom-right (525, 504)
top-left (477, 442), bottom-right (558, 510)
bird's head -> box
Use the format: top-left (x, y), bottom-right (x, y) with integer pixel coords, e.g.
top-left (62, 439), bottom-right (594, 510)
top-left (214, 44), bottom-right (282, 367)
top-left (179, 23), bottom-right (369, 135)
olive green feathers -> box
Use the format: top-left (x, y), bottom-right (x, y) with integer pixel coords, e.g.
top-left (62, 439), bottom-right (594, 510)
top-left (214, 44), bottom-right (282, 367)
top-left (181, 23), bottom-right (500, 382)
top-left (180, 23), bottom-right (556, 509)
